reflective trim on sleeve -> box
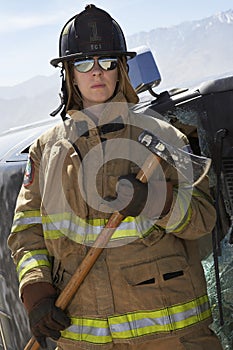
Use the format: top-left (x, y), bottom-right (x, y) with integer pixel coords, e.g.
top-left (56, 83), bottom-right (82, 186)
top-left (11, 210), bottom-right (42, 233)
top-left (192, 187), bottom-right (213, 203)
top-left (61, 294), bottom-right (211, 344)
top-left (11, 210), bottom-right (156, 244)
top-left (165, 187), bottom-right (192, 233)
top-left (165, 185), bottom-right (214, 234)
top-left (16, 249), bottom-right (52, 282)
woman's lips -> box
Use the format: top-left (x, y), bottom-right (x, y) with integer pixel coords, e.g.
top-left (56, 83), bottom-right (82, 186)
top-left (91, 83), bottom-right (105, 89)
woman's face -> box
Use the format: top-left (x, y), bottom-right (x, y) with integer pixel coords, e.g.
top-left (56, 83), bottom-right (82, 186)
top-left (73, 56), bottom-right (118, 109)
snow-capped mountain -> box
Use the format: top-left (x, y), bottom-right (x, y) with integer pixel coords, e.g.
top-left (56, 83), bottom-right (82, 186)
top-left (0, 10), bottom-right (233, 133)
top-left (127, 9), bottom-right (233, 89)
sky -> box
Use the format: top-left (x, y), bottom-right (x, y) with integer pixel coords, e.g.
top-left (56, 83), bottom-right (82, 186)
top-left (0, 0), bottom-right (232, 86)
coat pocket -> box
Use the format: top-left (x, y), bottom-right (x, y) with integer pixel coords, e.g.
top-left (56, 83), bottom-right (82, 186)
top-left (120, 255), bottom-right (196, 311)
top-left (120, 259), bottom-right (161, 310)
top-left (156, 255), bottom-right (196, 305)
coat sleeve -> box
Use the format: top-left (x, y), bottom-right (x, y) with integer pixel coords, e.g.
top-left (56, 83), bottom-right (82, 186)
top-left (7, 140), bottom-right (53, 297)
top-left (155, 172), bottom-right (217, 239)
top-left (146, 117), bottom-right (217, 239)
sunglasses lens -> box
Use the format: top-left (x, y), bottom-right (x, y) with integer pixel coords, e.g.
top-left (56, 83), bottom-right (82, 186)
top-left (98, 58), bottom-right (118, 71)
top-left (73, 57), bottom-right (118, 72)
top-left (73, 59), bottom-right (94, 73)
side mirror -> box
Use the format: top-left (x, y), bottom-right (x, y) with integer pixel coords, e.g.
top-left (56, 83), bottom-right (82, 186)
top-left (128, 46), bottom-right (161, 94)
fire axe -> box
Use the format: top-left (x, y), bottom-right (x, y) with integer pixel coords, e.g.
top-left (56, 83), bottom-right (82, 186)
top-left (24, 130), bottom-right (211, 350)
top-left (138, 130), bottom-right (211, 186)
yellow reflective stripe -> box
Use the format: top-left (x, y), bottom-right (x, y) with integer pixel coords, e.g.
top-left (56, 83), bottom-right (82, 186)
top-left (11, 211), bottom-right (155, 243)
top-left (61, 295), bottom-right (211, 344)
top-left (13, 210), bottom-right (41, 220)
top-left (61, 317), bottom-right (112, 344)
top-left (42, 213), bottom-right (151, 243)
top-left (110, 311), bottom-right (170, 338)
top-left (168, 294), bottom-right (211, 327)
top-left (11, 210), bottom-right (41, 232)
top-left (109, 294), bottom-right (211, 339)
top-left (165, 188), bottom-right (192, 233)
top-left (171, 206), bottom-right (192, 233)
top-left (42, 212), bottom-right (108, 227)
top-left (167, 185), bottom-right (213, 234)
top-left (16, 249), bottom-right (51, 282)
top-left (192, 187), bottom-right (213, 203)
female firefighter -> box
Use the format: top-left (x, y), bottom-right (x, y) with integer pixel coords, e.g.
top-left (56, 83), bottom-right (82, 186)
top-left (8, 4), bottom-right (223, 350)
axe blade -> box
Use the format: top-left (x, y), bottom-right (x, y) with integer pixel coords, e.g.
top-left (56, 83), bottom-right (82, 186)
top-left (138, 130), bottom-right (211, 186)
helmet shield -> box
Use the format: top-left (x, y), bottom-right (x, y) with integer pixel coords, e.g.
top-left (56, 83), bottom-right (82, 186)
top-left (51, 4), bottom-right (136, 67)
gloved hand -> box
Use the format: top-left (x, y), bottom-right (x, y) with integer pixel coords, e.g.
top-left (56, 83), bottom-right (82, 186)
top-left (22, 282), bottom-right (71, 349)
top-left (106, 174), bottom-right (173, 218)
top-left (29, 296), bottom-right (71, 348)
top-left (105, 174), bottom-right (148, 217)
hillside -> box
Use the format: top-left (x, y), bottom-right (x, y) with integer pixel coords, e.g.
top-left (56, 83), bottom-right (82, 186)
top-left (0, 10), bottom-right (233, 133)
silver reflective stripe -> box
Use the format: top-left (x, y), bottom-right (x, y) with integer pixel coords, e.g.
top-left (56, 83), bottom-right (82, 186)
top-left (109, 316), bottom-right (167, 334)
top-left (16, 250), bottom-right (51, 281)
top-left (43, 218), bottom-right (138, 235)
top-left (61, 295), bottom-right (211, 344)
top-left (68, 324), bottom-right (111, 337)
top-left (17, 252), bottom-right (47, 273)
top-left (14, 216), bottom-right (42, 225)
top-left (42, 214), bottom-right (153, 243)
top-left (11, 210), bottom-right (42, 232)
top-left (169, 299), bottom-right (210, 323)
top-left (12, 210), bottom-right (155, 243)
top-left (110, 316), bottom-right (169, 333)
top-left (109, 295), bottom-right (211, 337)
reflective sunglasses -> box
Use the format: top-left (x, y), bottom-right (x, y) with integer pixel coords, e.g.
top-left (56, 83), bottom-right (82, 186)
top-left (73, 57), bottom-right (118, 73)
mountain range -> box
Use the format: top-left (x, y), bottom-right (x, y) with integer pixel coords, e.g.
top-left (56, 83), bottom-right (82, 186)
top-left (1, 9), bottom-right (233, 134)
top-left (127, 9), bottom-right (233, 89)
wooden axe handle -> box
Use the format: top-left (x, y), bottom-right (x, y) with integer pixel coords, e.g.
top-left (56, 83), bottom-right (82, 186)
top-left (24, 153), bottom-right (161, 350)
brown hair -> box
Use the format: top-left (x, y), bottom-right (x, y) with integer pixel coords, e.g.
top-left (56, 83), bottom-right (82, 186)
top-left (64, 57), bottom-right (138, 113)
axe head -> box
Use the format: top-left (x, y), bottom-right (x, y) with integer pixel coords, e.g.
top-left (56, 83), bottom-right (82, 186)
top-left (138, 130), bottom-right (211, 186)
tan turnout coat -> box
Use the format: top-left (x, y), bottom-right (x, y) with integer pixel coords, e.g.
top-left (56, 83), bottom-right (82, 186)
top-left (8, 94), bottom-right (219, 349)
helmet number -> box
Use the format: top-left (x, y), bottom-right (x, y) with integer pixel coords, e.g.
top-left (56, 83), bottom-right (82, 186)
top-left (88, 21), bottom-right (102, 51)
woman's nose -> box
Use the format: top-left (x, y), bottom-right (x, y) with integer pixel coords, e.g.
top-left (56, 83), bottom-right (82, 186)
top-left (92, 59), bottom-right (102, 75)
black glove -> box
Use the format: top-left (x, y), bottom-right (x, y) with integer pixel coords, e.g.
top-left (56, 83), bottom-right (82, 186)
top-left (106, 174), bottom-right (173, 219)
top-left (28, 296), bottom-right (71, 349)
top-left (107, 174), bottom-right (148, 217)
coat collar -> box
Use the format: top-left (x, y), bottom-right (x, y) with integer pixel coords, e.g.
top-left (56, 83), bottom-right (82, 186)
top-left (67, 92), bottom-right (130, 134)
